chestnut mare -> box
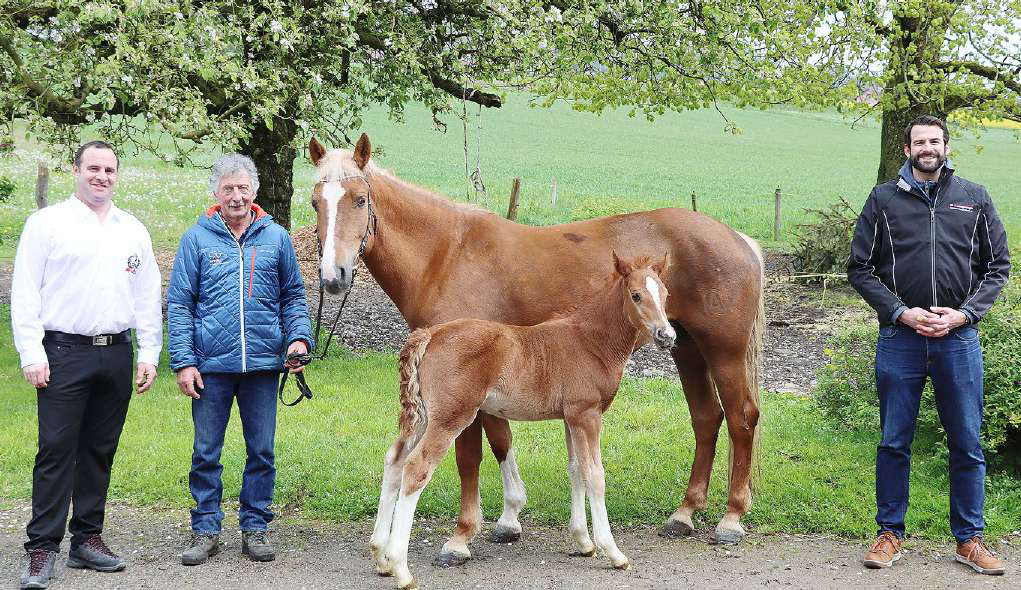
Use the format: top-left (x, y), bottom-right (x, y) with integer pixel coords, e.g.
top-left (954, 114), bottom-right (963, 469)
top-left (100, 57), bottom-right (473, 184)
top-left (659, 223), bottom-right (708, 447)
top-left (371, 253), bottom-right (675, 590)
top-left (308, 134), bottom-right (764, 560)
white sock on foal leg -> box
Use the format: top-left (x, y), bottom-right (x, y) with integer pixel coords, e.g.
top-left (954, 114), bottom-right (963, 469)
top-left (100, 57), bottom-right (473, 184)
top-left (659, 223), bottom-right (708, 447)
top-left (385, 486), bottom-right (425, 590)
top-left (566, 460), bottom-right (595, 554)
top-left (586, 464), bottom-right (629, 570)
top-left (370, 443), bottom-right (405, 575)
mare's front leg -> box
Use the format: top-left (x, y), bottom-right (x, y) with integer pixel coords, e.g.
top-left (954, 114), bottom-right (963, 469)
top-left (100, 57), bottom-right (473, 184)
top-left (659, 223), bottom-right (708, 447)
top-left (435, 416), bottom-right (483, 567)
top-left (481, 413), bottom-right (527, 542)
top-left (371, 437), bottom-right (415, 575)
top-left (564, 421), bottom-right (595, 556)
top-left (385, 423), bottom-right (464, 590)
top-left (566, 409), bottom-right (630, 570)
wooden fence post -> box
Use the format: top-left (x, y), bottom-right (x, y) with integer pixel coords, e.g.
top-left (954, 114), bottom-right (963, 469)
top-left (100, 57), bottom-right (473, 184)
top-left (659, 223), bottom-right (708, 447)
top-left (773, 186), bottom-right (781, 241)
top-left (690, 191), bottom-right (697, 212)
top-left (550, 178), bottom-right (557, 206)
top-left (35, 163), bottom-right (49, 209)
top-left (506, 177), bottom-right (521, 221)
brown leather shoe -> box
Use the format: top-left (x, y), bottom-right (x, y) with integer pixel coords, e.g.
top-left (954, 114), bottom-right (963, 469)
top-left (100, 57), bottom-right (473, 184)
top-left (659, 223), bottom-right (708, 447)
top-left (956, 537), bottom-right (1005, 575)
top-left (863, 531), bottom-right (902, 568)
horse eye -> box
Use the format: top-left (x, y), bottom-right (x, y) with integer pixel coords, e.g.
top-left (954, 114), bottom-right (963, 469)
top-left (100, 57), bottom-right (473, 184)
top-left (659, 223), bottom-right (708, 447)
top-left (631, 292), bottom-right (641, 303)
top-left (356, 197), bottom-right (367, 208)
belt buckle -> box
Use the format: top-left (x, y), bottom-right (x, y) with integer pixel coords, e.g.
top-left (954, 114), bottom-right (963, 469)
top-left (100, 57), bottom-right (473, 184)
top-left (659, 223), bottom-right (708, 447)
top-left (92, 335), bottom-right (111, 346)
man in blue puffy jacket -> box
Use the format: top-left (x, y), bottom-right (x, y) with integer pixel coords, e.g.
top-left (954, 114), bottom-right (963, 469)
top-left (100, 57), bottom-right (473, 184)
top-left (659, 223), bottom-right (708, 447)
top-left (167, 154), bottom-right (313, 566)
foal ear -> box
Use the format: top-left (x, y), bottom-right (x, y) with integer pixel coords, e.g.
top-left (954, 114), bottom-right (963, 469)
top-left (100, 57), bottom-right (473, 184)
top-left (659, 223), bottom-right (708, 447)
top-left (652, 252), bottom-right (671, 275)
top-left (309, 137), bottom-right (327, 166)
top-left (612, 250), bottom-right (633, 276)
top-left (353, 133), bottom-right (372, 169)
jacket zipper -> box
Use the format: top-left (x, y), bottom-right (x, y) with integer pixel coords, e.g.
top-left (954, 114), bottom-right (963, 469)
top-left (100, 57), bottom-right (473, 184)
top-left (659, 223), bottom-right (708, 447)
top-left (223, 219), bottom-right (248, 373)
top-left (928, 183), bottom-right (944, 307)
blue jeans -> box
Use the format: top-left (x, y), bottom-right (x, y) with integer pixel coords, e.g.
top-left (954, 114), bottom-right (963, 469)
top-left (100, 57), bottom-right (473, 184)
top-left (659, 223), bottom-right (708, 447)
top-left (874, 324), bottom-right (985, 543)
top-left (189, 371), bottom-right (279, 534)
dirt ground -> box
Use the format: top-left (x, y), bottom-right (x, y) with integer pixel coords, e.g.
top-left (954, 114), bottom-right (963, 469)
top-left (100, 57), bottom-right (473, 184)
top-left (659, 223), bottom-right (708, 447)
top-left (1, 501), bottom-right (1017, 590)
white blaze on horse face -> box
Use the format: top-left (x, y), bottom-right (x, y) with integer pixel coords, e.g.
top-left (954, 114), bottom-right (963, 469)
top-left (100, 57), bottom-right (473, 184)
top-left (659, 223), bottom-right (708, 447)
top-left (320, 182), bottom-right (345, 282)
top-left (646, 276), bottom-right (667, 320)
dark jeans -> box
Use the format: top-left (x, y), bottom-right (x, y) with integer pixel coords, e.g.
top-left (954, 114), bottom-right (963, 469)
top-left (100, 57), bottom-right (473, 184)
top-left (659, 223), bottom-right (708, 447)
top-left (874, 323), bottom-right (985, 543)
top-left (189, 371), bottom-right (279, 534)
top-left (25, 341), bottom-right (133, 553)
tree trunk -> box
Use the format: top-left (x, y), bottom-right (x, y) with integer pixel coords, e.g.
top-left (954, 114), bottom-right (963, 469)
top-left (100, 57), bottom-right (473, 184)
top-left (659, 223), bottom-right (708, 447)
top-left (241, 116), bottom-right (298, 229)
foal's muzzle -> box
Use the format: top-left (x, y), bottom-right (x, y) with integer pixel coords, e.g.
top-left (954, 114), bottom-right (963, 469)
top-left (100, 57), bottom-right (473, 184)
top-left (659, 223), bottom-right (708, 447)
top-left (653, 326), bottom-right (676, 350)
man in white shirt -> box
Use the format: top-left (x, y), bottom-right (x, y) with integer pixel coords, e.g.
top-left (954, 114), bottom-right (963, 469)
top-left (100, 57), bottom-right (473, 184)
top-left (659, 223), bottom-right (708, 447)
top-left (10, 141), bottom-right (163, 589)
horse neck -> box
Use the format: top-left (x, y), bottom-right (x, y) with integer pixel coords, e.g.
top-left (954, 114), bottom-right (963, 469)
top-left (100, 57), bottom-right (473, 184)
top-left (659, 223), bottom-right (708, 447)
top-left (360, 174), bottom-right (469, 326)
top-left (572, 277), bottom-right (640, 367)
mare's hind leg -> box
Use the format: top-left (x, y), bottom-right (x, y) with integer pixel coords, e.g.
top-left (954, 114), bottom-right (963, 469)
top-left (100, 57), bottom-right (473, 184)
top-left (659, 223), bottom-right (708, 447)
top-left (707, 349), bottom-right (760, 545)
top-left (661, 339), bottom-right (725, 539)
top-left (481, 413), bottom-right (527, 543)
top-left (386, 423), bottom-right (466, 590)
top-left (371, 437), bottom-right (416, 575)
top-left (435, 417), bottom-right (483, 567)
top-left (564, 422), bottom-right (595, 556)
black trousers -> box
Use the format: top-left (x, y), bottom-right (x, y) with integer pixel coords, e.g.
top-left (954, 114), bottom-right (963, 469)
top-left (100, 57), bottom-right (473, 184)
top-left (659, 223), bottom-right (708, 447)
top-left (24, 340), bottom-right (133, 553)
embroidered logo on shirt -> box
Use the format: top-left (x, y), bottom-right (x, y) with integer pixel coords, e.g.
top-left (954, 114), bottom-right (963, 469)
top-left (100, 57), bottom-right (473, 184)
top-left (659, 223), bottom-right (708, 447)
top-left (209, 250), bottom-right (223, 265)
top-left (125, 255), bottom-right (140, 274)
top-left (948, 203), bottom-right (975, 212)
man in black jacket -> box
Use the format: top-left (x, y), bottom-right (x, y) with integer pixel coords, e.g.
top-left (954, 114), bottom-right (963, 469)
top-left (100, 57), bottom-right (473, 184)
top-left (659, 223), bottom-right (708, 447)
top-left (848, 115), bottom-right (1010, 575)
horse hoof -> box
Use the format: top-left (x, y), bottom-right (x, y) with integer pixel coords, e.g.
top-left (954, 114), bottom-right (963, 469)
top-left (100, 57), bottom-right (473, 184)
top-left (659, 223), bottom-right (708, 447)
top-left (614, 559), bottom-right (631, 571)
top-left (569, 548), bottom-right (596, 557)
top-left (432, 551), bottom-right (470, 568)
top-left (658, 518), bottom-right (694, 538)
top-left (398, 578), bottom-right (418, 590)
top-left (488, 526), bottom-right (521, 544)
top-left (711, 524), bottom-right (746, 545)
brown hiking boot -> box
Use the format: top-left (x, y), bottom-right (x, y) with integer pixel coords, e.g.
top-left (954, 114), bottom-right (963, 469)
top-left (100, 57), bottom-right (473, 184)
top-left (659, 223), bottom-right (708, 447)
top-left (863, 531), bottom-right (902, 569)
top-left (956, 537), bottom-right (1005, 575)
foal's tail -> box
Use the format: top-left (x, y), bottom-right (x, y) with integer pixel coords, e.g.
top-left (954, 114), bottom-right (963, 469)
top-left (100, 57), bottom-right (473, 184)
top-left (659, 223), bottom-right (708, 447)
top-left (398, 328), bottom-right (432, 440)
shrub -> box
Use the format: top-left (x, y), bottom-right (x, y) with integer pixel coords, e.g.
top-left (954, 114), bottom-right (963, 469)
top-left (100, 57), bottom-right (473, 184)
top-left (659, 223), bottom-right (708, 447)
top-left (0, 175), bottom-right (14, 203)
top-left (816, 276), bottom-right (1021, 467)
top-left (790, 196), bottom-right (858, 281)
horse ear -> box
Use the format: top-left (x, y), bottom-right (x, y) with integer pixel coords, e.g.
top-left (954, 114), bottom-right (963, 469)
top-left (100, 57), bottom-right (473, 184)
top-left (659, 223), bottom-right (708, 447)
top-left (353, 133), bottom-right (372, 169)
top-left (652, 252), bottom-right (671, 275)
top-left (309, 137), bottom-right (326, 166)
top-left (612, 250), bottom-right (633, 276)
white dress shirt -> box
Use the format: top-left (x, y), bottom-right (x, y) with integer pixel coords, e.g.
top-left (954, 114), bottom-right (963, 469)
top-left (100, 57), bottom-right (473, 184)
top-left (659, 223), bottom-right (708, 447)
top-left (11, 196), bottom-right (163, 367)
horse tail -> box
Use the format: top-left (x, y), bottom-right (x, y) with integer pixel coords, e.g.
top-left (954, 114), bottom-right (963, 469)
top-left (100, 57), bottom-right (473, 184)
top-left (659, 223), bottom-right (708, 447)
top-left (736, 232), bottom-right (765, 491)
top-left (399, 328), bottom-right (432, 440)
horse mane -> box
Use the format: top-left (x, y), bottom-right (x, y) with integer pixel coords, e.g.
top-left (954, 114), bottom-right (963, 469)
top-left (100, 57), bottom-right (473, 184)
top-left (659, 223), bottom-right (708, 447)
top-left (316, 149), bottom-right (494, 216)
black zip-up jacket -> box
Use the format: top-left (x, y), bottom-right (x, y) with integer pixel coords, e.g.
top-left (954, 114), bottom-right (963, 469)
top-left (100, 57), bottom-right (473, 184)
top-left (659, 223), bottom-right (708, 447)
top-left (848, 167), bottom-right (1010, 326)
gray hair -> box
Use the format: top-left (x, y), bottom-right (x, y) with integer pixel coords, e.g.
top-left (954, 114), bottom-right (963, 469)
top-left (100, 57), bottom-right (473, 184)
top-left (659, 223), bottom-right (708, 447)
top-left (209, 154), bottom-right (260, 194)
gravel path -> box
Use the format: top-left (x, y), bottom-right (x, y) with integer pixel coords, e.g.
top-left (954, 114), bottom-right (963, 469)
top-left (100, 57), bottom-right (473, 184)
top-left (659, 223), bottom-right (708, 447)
top-left (2, 502), bottom-right (1017, 590)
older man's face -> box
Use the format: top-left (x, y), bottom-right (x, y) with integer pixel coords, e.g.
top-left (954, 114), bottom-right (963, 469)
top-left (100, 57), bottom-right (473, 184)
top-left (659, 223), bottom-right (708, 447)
top-left (215, 171), bottom-right (255, 225)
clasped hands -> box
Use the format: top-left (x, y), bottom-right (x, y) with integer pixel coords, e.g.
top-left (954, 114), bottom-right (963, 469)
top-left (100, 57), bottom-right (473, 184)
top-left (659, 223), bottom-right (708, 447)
top-left (898, 306), bottom-right (968, 338)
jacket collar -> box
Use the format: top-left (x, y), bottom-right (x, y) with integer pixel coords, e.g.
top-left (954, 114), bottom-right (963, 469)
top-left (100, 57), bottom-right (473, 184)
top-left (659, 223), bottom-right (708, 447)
top-left (199, 203), bottom-right (272, 241)
top-left (897, 158), bottom-right (955, 198)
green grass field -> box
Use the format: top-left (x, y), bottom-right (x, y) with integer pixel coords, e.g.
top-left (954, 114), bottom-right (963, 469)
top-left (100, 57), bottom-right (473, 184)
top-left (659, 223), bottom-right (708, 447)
top-left (1, 98), bottom-right (1019, 259)
top-left (0, 307), bottom-right (1018, 542)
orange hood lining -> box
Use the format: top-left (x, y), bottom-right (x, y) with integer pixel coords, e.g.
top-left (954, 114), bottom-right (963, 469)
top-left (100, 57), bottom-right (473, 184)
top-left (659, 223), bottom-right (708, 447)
top-left (206, 203), bottom-right (269, 220)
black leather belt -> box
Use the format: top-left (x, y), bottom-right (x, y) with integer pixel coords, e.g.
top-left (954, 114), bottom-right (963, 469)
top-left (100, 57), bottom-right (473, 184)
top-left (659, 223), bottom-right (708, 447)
top-left (43, 330), bottom-right (132, 346)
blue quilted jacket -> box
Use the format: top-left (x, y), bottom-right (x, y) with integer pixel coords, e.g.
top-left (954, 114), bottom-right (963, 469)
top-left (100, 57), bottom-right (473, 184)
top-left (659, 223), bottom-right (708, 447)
top-left (167, 205), bottom-right (314, 373)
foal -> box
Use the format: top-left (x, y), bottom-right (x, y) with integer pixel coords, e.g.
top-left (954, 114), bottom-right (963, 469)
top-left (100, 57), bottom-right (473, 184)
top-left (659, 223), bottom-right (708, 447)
top-left (370, 253), bottom-right (676, 590)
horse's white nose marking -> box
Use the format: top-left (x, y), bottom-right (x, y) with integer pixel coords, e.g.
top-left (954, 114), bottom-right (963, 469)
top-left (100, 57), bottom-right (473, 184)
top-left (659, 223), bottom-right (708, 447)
top-left (321, 182), bottom-right (345, 281)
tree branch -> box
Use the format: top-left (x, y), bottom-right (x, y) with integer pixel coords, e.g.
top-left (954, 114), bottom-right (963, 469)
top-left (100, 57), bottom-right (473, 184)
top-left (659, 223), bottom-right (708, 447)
top-left (935, 60), bottom-right (1021, 95)
top-left (355, 27), bottom-right (501, 107)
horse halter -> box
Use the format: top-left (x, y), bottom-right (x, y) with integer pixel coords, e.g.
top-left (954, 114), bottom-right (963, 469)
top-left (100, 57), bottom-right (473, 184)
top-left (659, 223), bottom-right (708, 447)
top-left (309, 174), bottom-right (377, 361)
